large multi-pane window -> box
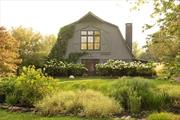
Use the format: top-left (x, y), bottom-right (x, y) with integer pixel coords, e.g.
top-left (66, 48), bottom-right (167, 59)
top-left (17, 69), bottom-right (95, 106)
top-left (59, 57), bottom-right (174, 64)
top-left (81, 30), bottom-right (100, 50)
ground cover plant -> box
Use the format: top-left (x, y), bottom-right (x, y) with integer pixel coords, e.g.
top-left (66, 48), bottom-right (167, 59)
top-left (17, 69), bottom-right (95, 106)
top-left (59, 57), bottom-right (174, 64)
top-left (147, 112), bottom-right (180, 120)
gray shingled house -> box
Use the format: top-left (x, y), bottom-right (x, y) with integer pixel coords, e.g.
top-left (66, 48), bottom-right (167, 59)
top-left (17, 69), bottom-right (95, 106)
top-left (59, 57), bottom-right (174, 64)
top-left (50, 12), bottom-right (134, 75)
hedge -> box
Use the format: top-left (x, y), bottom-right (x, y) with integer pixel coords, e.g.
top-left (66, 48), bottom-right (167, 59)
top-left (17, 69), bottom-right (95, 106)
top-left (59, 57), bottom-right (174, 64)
top-left (44, 59), bottom-right (87, 77)
top-left (96, 60), bottom-right (156, 77)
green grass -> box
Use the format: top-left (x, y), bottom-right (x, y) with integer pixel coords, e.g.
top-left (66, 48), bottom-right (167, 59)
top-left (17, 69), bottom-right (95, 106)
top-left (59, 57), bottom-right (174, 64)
top-left (57, 76), bottom-right (180, 94)
top-left (147, 112), bottom-right (180, 120)
top-left (0, 109), bottom-right (110, 120)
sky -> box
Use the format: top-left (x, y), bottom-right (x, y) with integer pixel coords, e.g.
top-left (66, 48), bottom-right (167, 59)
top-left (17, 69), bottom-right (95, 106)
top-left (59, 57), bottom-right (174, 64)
top-left (0, 0), bottom-right (158, 47)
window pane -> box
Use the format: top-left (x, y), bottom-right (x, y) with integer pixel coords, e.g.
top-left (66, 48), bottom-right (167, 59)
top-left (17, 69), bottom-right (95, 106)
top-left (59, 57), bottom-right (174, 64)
top-left (88, 31), bottom-right (93, 35)
top-left (81, 31), bottom-right (87, 35)
top-left (88, 36), bottom-right (93, 43)
top-left (81, 43), bottom-right (87, 50)
top-left (95, 36), bottom-right (100, 43)
top-left (81, 36), bottom-right (87, 42)
top-left (88, 43), bottom-right (93, 50)
top-left (94, 43), bottom-right (100, 49)
top-left (95, 31), bottom-right (100, 35)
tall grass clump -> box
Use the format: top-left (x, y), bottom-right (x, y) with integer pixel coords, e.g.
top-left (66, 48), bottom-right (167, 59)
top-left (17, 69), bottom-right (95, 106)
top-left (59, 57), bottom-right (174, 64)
top-left (158, 84), bottom-right (180, 109)
top-left (36, 90), bottom-right (122, 118)
top-left (111, 77), bottom-right (170, 113)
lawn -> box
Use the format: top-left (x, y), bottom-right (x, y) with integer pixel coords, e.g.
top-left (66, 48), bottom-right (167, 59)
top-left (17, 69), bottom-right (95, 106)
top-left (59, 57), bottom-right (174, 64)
top-left (57, 76), bottom-right (179, 93)
top-left (0, 109), bottom-right (109, 120)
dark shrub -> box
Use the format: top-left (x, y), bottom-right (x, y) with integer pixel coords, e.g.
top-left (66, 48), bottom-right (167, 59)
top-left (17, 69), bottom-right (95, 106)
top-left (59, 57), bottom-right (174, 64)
top-left (0, 77), bottom-right (16, 103)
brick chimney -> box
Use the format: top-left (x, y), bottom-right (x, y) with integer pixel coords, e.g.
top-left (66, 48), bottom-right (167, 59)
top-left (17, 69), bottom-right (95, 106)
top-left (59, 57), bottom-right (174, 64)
top-left (125, 23), bottom-right (132, 52)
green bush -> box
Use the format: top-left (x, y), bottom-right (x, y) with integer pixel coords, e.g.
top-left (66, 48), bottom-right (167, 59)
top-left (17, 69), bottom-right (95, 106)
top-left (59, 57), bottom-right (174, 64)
top-left (111, 78), bottom-right (170, 112)
top-left (96, 60), bottom-right (156, 77)
top-left (147, 112), bottom-right (180, 120)
top-left (36, 90), bottom-right (122, 118)
top-left (44, 59), bottom-right (68, 76)
top-left (1, 66), bottom-right (57, 107)
top-left (44, 59), bottom-right (87, 77)
top-left (14, 66), bottom-right (57, 107)
top-left (0, 77), bottom-right (16, 103)
top-left (5, 93), bottom-right (18, 105)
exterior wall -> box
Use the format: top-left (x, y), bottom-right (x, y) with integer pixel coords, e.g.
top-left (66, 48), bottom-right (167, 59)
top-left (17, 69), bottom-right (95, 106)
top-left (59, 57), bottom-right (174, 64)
top-left (65, 20), bottom-right (134, 63)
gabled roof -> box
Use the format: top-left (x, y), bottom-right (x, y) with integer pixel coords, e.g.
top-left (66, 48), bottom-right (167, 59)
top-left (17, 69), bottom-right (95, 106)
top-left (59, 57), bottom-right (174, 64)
top-left (77, 11), bottom-right (118, 28)
top-left (68, 12), bottom-right (135, 59)
top-left (74, 11), bottom-right (134, 59)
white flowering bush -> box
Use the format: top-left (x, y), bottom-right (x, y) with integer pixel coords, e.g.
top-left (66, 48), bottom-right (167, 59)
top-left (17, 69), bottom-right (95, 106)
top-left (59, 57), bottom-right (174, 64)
top-left (44, 59), bottom-right (87, 76)
top-left (96, 60), bottom-right (156, 77)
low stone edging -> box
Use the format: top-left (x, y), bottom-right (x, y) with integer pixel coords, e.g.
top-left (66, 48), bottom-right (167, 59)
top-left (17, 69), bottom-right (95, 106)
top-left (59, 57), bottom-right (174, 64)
top-left (0, 103), bottom-right (36, 112)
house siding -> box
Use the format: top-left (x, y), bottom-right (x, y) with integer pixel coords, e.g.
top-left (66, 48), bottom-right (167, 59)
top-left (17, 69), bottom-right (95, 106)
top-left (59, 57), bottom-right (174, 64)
top-left (65, 18), bottom-right (134, 63)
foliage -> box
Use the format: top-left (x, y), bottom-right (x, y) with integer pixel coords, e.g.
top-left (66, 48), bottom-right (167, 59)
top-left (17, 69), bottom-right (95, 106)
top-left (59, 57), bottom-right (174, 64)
top-left (0, 26), bottom-right (21, 76)
top-left (44, 59), bottom-right (87, 76)
top-left (158, 84), bottom-right (180, 109)
top-left (132, 41), bottom-right (144, 59)
top-left (154, 63), bottom-right (166, 77)
top-left (5, 93), bottom-right (19, 105)
top-left (11, 26), bottom-right (56, 67)
top-left (128, 91), bottom-right (141, 113)
top-left (147, 112), bottom-right (180, 120)
top-left (111, 78), bottom-right (170, 112)
top-left (96, 60), bottom-right (156, 77)
top-left (133, 0), bottom-right (180, 77)
top-left (0, 66), bottom-right (57, 107)
top-left (66, 52), bottom-right (87, 63)
top-left (58, 77), bottom-right (177, 113)
top-left (36, 90), bottom-right (122, 118)
top-left (49, 23), bottom-right (75, 60)
top-left (0, 77), bottom-right (16, 103)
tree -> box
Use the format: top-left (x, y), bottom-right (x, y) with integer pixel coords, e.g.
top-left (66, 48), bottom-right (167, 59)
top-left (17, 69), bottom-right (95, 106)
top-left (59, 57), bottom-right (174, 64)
top-left (0, 26), bottom-right (21, 76)
top-left (132, 41), bottom-right (144, 59)
top-left (133, 0), bottom-right (180, 62)
top-left (133, 0), bottom-right (180, 77)
top-left (11, 26), bottom-right (56, 67)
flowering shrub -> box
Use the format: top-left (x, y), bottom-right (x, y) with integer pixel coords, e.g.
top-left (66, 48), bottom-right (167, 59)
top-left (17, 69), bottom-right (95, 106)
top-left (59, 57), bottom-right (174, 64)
top-left (96, 60), bottom-right (156, 77)
top-left (44, 59), bottom-right (87, 77)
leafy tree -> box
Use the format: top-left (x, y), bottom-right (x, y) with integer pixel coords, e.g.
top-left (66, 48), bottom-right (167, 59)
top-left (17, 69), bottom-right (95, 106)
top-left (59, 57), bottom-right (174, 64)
top-left (11, 26), bottom-right (56, 67)
top-left (0, 27), bottom-right (21, 76)
top-left (132, 41), bottom-right (144, 59)
top-left (133, 0), bottom-right (180, 62)
top-left (133, 0), bottom-right (180, 77)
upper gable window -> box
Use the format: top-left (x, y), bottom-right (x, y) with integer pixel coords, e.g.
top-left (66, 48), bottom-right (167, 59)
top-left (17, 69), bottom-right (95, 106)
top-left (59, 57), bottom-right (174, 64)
top-left (81, 30), bottom-right (100, 50)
